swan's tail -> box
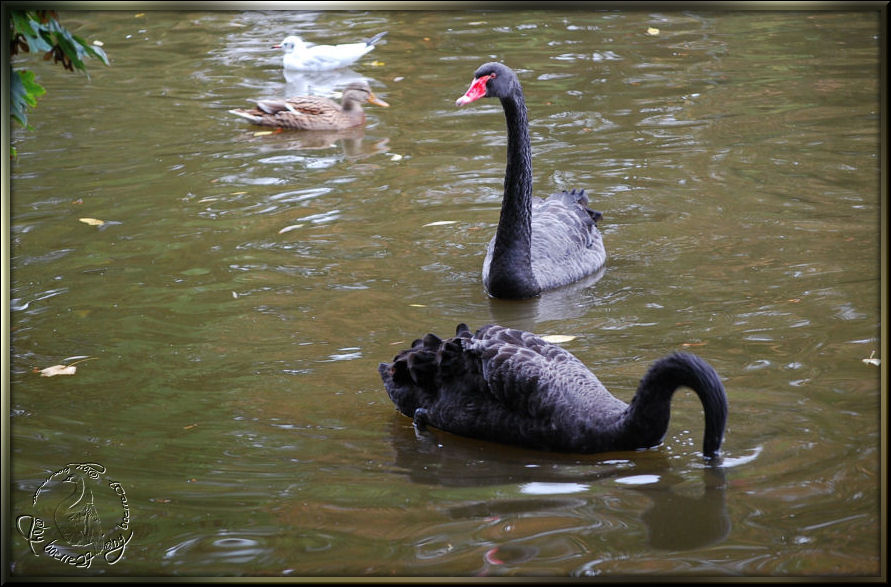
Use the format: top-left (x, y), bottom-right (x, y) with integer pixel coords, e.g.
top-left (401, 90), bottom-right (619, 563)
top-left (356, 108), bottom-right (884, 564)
top-left (378, 323), bottom-right (474, 419)
top-left (549, 188), bottom-right (603, 225)
top-left (365, 31), bottom-right (388, 47)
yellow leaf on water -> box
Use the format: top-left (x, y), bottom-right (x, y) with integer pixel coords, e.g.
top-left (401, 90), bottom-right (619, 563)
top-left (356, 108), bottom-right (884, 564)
top-left (862, 351), bottom-right (881, 367)
top-left (647, 27), bottom-right (660, 36)
top-left (370, 60), bottom-right (385, 67)
top-left (37, 356), bottom-right (96, 376)
top-left (541, 334), bottom-right (576, 344)
top-left (408, 304), bottom-right (427, 308)
top-left (253, 131), bottom-right (274, 136)
top-left (39, 365), bottom-right (77, 377)
top-left (278, 224), bottom-right (304, 234)
top-left (422, 220), bottom-right (458, 227)
top-left (79, 217), bottom-right (105, 226)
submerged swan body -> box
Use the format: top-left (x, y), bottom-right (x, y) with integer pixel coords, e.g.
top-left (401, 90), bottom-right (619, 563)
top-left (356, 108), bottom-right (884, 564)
top-left (456, 63), bottom-right (606, 299)
top-left (379, 323), bottom-right (728, 458)
top-left (229, 81), bottom-right (389, 131)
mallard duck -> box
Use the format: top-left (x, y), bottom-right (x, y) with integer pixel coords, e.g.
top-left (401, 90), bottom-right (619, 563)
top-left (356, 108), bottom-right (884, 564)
top-left (275, 32), bottom-right (387, 71)
top-left (229, 81), bottom-right (389, 131)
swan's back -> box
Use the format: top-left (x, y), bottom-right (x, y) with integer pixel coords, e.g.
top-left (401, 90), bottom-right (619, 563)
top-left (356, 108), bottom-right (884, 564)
top-left (378, 323), bottom-right (628, 451)
top-left (483, 189), bottom-right (606, 295)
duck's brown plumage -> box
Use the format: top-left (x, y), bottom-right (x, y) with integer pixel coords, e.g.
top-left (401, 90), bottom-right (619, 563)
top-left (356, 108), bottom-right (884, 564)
top-left (229, 81), bottom-right (388, 131)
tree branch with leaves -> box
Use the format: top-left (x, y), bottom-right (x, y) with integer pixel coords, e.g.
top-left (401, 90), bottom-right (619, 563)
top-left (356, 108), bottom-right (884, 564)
top-left (9, 10), bottom-right (108, 145)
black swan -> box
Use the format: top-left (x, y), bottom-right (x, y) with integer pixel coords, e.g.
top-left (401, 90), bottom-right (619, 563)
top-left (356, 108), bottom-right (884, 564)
top-left (456, 63), bottom-right (607, 299)
top-left (379, 324), bottom-right (728, 458)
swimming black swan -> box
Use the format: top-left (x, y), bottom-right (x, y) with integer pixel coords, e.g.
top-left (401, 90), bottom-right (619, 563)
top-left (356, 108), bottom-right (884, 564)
top-left (456, 63), bottom-right (607, 299)
top-left (379, 324), bottom-right (728, 458)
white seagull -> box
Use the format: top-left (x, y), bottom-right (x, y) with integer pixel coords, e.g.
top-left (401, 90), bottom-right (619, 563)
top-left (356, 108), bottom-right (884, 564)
top-left (275, 31), bottom-right (387, 71)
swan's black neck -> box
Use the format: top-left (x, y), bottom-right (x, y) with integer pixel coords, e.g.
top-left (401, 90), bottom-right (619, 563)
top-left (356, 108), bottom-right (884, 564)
top-left (621, 353), bottom-right (728, 458)
top-left (486, 91), bottom-right (539, 299)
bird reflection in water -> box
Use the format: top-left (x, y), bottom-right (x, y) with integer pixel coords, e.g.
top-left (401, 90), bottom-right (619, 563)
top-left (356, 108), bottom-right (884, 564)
top-left (387, 418), bottom-right (731, 552)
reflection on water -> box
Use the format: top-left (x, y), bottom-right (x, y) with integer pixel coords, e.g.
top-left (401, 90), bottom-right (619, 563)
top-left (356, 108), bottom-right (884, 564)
top-left (230, 125), bottom-right (391, 160)
top-left (388, 418), bottom-right (731, 553)
top-left (487, 266), bottom-right (607, 329)
top-left (8, 7), bottom-right (882, 578)
top-left (283, 68), bottom-right (374, 96)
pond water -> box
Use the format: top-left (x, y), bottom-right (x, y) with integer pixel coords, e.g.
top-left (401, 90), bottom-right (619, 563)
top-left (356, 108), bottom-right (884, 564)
top-left (7, 7), bottom-right (884, 578)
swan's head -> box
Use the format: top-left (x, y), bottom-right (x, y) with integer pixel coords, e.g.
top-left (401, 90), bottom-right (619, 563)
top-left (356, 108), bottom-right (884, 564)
top-left (274, 35), bottom-right (307, 54)
top-left (340, 81), bottom-right (390, 108)
top-left (456, 62), bottom-right (521, 106)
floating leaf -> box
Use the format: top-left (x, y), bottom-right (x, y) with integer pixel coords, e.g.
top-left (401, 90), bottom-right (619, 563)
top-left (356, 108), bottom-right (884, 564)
top-left (422, 220), bottom-right (458, 227)
top-left (390, 154), bottom-right (403, 161)
top-left (647, 27), bottom-right (660, 36)
top-left (92, 40), bottom-right (104, 47)
top-left (253, 130), bottom-right (274, 136)
top-left (369, 60), bottom-right (385, 67)
top-left (408, 304), bottom-right (427, 308)
top-left (37, 356), bottom-right (96, 377)
top-left (541, 334), bottom-right (576, 344)
top-left (862, 351), bottom-right (880, 367)
top-left (79, 217), bottom-right (105, 226)
top-left (39, 364), bottom-right (77, 377)
top-left (278, 223), bottom-right (304, 234)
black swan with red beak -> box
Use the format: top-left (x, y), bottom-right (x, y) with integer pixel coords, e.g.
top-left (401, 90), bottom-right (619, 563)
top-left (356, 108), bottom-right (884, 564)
top-left (456, 62), bottom-right (607, 299)
top-left (379, 324), bottom-right (728, 459)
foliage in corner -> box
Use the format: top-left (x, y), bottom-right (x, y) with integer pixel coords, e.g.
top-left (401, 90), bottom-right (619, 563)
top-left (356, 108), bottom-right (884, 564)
top-left (9, 9), bottom-right (109, 129)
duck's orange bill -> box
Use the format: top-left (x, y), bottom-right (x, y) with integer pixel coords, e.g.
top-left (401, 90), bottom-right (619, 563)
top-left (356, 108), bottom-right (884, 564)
top-left (455, 74), bottom-right (492, 106)
top-left (368, 92), bottom-right (390, 107)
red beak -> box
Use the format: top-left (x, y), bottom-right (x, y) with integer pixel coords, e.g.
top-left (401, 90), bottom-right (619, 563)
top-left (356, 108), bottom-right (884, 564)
top-left (456, 74), bottom-right (492, 106)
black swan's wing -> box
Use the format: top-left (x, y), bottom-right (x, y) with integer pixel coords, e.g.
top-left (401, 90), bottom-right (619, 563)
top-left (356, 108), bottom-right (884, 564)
top-left (471, 324), bottom-right (620, 419)
top-left (379, 324), bottom-right (626, 451)
top-left (529, 189), bottom-right (606, 290)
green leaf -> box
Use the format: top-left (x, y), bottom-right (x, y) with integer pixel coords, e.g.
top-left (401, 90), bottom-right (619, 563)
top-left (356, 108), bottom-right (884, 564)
top-left (10, 11), bottom-right (53, 53)
top-left (9, 10), bottom-right (108, 132)
top-left (72, 31), bottom-right (109, 65)
top-left (9, 68), bottom-right (46, 127)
